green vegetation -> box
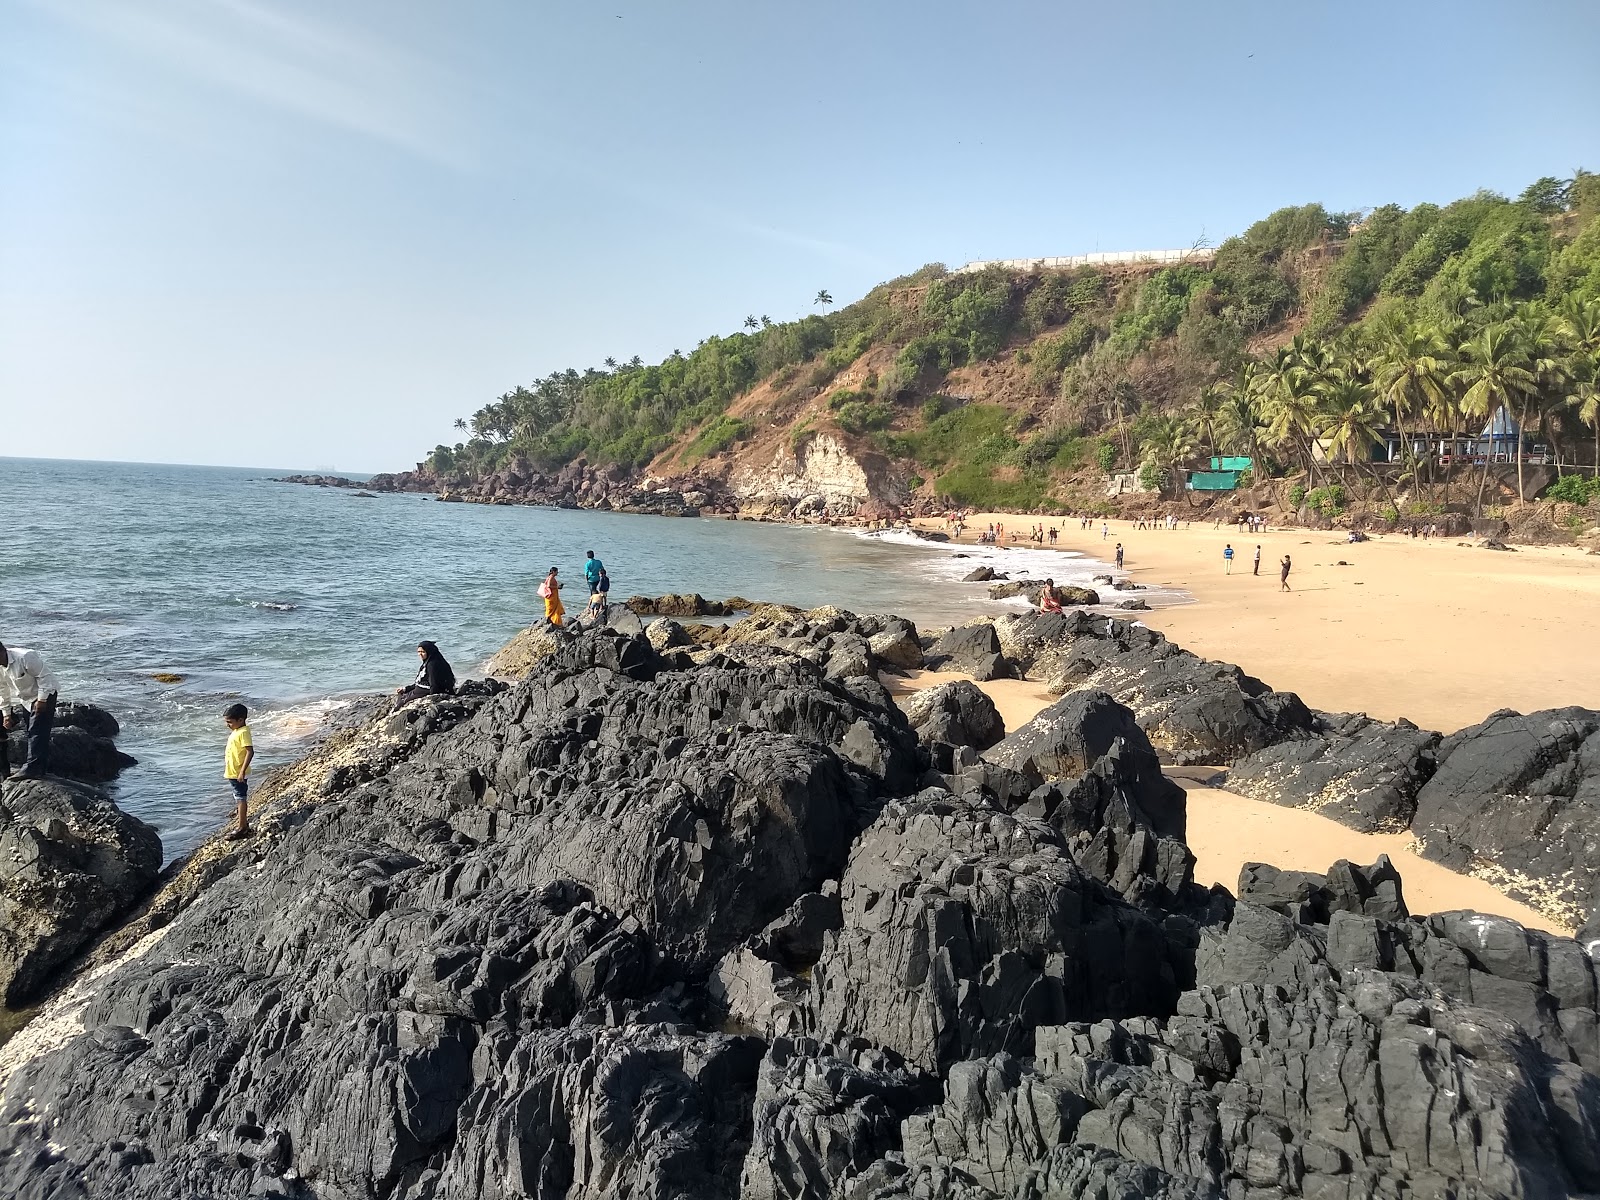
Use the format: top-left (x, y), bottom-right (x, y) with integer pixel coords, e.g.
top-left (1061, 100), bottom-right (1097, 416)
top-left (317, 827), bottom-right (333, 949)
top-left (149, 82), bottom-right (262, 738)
top-left (1305, 485), bottom-right (1347, 515)
top-left (683, 415), bottom-right (749, 462)
top-left (1547, 474), bottom-right (1600, 504)
top-left (427, 171), bottom-right (1600, 521)
top-left (826, 389), bottom-right (894, 435)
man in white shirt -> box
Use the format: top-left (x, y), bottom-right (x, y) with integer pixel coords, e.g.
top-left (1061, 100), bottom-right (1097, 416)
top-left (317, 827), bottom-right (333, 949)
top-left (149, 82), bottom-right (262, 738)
top-left (0, 641), bottom-right (61, 780)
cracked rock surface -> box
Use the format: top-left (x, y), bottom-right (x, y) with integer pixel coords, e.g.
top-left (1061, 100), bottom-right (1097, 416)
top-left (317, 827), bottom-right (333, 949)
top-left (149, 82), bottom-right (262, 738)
top-left (3, 617), bottom-right (1599, 1199)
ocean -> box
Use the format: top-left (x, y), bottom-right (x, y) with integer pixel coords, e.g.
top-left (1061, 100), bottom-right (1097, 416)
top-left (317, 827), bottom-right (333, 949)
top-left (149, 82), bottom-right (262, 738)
top-left (0, 457), bottom-right (1176, 856)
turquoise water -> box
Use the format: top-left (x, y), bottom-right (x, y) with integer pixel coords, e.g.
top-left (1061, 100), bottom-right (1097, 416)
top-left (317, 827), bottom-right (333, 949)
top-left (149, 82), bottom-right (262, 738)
top-left (0, 457), bottom-right (1152, 856)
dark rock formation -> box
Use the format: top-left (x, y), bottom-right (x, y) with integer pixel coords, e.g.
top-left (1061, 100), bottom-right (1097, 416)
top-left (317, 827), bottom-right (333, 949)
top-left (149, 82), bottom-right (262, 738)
top-left (1226, 712), bottom-right (1441, 832)
top-left (806, 794), bottom-right (1186, 1074)
top-left (1411, 707), bottom-right (1600, 921)
top-left (987, 611), bottom-right (1315, 763)
top-left (927, 622), bottom-right (1012, 682)
top-left (3, 702), bottom-right (137, 785)
top-left (897, 679), bottom-right (1005, 764)
top-left (3, 619), bottom-right (1600, 1199)
top-left (0, 777), bottom-right (161, 1006)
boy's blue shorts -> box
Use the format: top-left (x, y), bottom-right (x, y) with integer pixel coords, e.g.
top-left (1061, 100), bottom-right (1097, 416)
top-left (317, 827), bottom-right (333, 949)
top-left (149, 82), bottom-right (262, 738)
top-left (229, 779), bottom-right (249, 802)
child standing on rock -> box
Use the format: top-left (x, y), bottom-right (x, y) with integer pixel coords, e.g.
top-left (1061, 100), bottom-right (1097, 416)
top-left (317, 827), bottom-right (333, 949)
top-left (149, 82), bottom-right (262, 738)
top-left (223, 703), bottom-right (254, 839)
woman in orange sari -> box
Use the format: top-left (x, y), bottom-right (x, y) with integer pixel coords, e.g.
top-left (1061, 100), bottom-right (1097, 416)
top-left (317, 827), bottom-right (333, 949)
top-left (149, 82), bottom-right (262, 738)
top-left (539, 567), bottom-right (565, 626)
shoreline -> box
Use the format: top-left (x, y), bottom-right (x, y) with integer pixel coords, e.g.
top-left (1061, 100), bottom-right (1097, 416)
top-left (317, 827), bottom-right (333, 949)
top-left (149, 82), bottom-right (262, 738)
top-left (911, 511), bottom-right (1600, 734)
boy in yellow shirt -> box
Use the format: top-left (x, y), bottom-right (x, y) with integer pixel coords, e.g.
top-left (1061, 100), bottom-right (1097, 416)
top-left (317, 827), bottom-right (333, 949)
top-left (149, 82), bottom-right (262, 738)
top-left (223, 703), bottom-right (255, 839)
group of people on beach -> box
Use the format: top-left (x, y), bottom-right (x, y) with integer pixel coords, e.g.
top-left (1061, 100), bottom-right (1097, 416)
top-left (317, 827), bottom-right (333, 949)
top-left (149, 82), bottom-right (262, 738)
top-left (1222, 543), bottom-right (1292, 589)
top-left (535, 549), bottom-right (611, 627)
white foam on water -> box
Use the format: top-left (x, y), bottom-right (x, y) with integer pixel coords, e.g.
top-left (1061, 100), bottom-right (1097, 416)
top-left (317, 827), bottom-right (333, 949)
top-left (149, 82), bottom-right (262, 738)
top-left (843, 527), bottom-right (1189, 608)
top-left (251, 696), bottom-right (358, 743)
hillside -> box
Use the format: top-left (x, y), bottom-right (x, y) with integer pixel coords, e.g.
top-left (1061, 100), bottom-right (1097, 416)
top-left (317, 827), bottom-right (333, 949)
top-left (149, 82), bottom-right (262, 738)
top-left (415, 172), bottom-right (1600, 533)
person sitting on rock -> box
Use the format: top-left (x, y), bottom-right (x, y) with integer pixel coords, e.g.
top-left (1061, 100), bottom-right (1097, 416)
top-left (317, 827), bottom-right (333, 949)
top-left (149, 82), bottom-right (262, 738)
top-left (0, 640), bottom-right (60, 781)
top-left (395, 641), bottom-right (456, 706)
top-left (1038, 579), bottom-right (1064, 613)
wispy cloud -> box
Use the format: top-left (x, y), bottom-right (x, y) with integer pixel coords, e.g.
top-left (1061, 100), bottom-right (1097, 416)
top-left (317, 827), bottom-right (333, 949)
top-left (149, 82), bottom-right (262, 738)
top-left (23, 0), bottom-right (474, 167)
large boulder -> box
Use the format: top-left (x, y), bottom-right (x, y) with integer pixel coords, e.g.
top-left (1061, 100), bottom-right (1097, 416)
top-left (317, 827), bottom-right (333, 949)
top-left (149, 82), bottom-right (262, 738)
top-left (1409, 707), bottom-right (1600, 923)
top-left (1226, 712), bottom-right (1441, 832)
top-left (896, 680), bottom-right (1005, 758)
top-left (483, 622), bottom-right (562, 677)
top-left (805, 794), bottom-right (1184, 1073)
top-left (0, 778), bottom-right (162, 1006)
top-left (928, 622), bottom-right (1012, 681)
top-left (990, 611), bottom-right (1315, 763)
top-left (980, 691), bottom-right (1194, 905)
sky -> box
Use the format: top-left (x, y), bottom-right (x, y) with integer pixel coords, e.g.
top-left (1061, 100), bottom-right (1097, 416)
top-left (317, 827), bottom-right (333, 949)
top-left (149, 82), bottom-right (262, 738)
top-left (2, 1), bottom-right (1598, 472)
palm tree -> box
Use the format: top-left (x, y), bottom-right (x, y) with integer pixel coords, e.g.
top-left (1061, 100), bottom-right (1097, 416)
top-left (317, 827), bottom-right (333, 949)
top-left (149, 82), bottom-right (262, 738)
top-left (603, 356), bottom-right (618, 370)
top-left (1506, 307), bottom-right (1571, 499)
top-left (1187, 383), bottom-right (1225, 457)
top-left (1455, 322), bottom-right (1537, 513)
top-left (1213, 361), bottom-right (1266, 466)
top-left (1559, 299), bottom-right (1600, 472)
top-left (452, 418), bottom-right (467, 433)
top-left (1256, 348), bottom-right (1326, 483)
top-left (1370, 318), bottom-right (1452, 496)
top-left (814, 289), bottom-right (833, 311)
top-left (744, 315), bottom-right (759, 330)
top-left (1144, 415), bottom-right (1197, 503)
top-left (1320, 370), bottom-right (1395, 506)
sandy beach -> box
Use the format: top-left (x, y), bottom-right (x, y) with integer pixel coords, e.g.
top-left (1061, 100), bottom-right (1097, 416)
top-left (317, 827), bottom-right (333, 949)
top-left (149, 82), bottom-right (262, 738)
top-left (886, 668), bottom-right (1570, 935)
top-left (917, 513), bottom-right (1600, 735)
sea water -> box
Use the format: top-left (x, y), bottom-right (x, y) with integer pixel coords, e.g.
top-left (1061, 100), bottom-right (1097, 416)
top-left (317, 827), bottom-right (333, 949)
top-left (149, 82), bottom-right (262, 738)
top-left (0, 457), bottom-right (1180, 855)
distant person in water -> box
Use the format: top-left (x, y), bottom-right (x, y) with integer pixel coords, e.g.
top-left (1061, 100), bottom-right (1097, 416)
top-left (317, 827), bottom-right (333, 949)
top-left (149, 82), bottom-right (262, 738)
top-left (1280, 554), bottom-right (1292, 591)
top-left (0, 640), bottom-right (60, 781)
top-left (1114, 542), bottom-right (1124, 570)
top-left (396, 641), bottom-right (455, 705)
top-left (540, 567), bottom-right (565, 626)
top-left (1039, 579), bottom-right (1064, 613)
top-left (222, 703), bottom-right (254, 839)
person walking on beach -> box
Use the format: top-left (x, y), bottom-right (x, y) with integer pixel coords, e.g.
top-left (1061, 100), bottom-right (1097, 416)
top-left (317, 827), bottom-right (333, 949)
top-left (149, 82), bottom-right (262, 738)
top-left (1101, 521), bottom-right (1108, 540)
top-left (539, 567), bottom-right (565, 626)
top-left (1115, 542), bottom-right (1124, 570)
top-left (1223, 544), bottom-right (1235, 574)
top-left (396, 641), bottom-right (455, 705)
top-left (1253, 544), bottom-right (1261, 576)
top-left (1280, 554), bottom-right (1292, 591)
top-left (222, 703), bottom-right (254, 839)
top-left (0, 641), bottom-right (60, 781)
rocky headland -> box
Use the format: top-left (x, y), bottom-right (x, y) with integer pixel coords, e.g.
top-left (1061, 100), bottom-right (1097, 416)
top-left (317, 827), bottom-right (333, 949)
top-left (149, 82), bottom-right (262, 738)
top-left (5, 609), bottom-right (1600, 1198)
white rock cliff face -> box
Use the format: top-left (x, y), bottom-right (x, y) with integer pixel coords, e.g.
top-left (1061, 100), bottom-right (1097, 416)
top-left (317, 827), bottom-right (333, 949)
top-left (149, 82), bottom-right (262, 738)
top-left (731, 433), bottom-right (901, 515)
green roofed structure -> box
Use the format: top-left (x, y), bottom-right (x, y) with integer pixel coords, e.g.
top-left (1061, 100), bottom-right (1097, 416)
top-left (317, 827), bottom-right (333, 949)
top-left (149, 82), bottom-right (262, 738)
top-left (1190, 456), bottom-right (1252, 491)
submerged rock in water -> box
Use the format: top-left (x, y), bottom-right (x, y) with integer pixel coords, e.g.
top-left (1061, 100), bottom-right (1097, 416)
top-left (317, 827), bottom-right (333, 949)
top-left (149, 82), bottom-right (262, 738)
top-left (3, 619), bottom-right (1600, 1199)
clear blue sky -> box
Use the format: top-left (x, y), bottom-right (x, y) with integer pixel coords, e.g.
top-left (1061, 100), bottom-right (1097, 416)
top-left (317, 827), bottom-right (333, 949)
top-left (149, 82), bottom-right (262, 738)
top-left (3, 0), bottom-right (1597, 472)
